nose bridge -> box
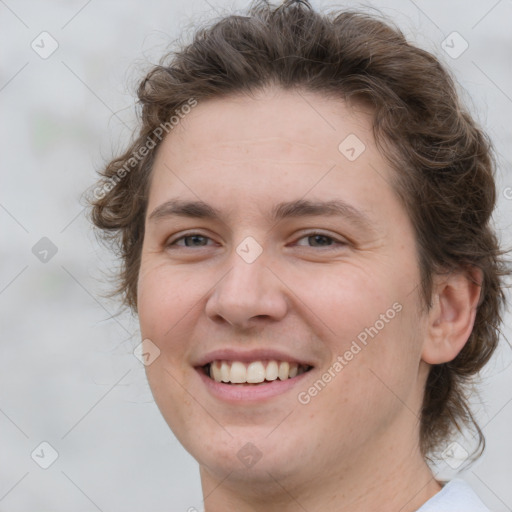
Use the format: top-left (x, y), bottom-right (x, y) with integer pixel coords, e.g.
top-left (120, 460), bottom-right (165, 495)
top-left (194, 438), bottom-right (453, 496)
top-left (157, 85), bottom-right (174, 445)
top-left (205, 241), bottom-right (287, 327)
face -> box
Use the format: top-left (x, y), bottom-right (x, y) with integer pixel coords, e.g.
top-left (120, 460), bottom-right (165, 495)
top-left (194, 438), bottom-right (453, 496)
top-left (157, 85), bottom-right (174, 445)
top-left (137, 87), bottom-right (429, 488)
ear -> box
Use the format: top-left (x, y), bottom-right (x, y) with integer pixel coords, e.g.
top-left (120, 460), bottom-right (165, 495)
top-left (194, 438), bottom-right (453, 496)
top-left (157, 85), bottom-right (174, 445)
top-left (421, 267), bottom-right (483, 365)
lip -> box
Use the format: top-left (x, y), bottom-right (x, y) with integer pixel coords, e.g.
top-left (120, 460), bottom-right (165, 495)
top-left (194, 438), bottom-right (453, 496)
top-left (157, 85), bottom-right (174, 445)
top-left (193, 348), bottom-right (315, 367)
top-left (195, 366), bottom-right (313, 403)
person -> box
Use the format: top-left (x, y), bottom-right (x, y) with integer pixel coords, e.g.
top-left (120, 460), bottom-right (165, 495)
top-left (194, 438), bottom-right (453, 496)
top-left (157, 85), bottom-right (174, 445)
top-left (88, 1), bottom-right (510, 510)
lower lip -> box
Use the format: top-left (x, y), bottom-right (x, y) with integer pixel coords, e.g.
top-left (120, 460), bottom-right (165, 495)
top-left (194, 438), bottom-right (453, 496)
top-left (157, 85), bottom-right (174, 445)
top-left (195, 367), bottom-right (312, 403)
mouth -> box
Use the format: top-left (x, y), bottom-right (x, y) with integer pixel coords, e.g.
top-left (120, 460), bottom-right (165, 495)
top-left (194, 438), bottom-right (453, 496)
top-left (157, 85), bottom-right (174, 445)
top-left (199, 360), bottom-right (314, 386)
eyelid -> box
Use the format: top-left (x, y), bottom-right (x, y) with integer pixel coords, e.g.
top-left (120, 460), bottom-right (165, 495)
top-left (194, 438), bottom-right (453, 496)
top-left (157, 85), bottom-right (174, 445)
top-left (165, 229), bottom-right (348, 249)
top-left (165, 230), bottom-right (217, 247)
top-left (292, 230), bottom-right (348, 247)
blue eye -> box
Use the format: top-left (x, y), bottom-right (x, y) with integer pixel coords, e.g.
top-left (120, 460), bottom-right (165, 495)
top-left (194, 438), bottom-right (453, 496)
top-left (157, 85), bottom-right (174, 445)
top-left (168, 234), bottom-right (214, 247)
top-left (166, 231), bottom-right (346, 250)
top-left (295, 232), bottom-right (345, 248)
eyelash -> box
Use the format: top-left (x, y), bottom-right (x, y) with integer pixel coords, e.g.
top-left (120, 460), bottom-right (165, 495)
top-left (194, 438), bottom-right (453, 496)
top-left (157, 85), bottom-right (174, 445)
top-left (166, 231), bottom-right (347, 250)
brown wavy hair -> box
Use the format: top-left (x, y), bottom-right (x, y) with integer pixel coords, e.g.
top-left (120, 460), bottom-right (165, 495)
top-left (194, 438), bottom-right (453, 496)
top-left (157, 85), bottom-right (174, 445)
top-left (88, 0), bottom-right (510, 460)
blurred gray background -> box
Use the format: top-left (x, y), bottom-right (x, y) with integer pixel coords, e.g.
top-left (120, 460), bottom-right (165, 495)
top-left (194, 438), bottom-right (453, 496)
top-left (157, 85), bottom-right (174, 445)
top-left (1, 0), bottom-right (511, 510)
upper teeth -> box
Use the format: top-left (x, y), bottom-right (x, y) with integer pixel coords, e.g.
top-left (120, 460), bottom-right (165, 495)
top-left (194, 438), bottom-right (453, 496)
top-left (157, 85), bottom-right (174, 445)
top-left (208, 360), bottom-right (308, 384)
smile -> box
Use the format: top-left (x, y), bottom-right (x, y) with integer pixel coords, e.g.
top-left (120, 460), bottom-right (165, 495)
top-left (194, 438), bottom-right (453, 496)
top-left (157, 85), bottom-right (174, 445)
top-left (204, 360), bottom-right (313, 385)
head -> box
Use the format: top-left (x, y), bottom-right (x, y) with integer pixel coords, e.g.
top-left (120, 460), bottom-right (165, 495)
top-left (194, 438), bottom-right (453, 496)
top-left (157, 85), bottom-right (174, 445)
top-left (89, 0), bottom-right (509, 493)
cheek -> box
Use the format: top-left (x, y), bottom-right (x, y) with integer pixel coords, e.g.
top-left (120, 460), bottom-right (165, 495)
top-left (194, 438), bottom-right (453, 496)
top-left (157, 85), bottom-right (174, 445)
top-left (299, 259), bottom-right (422, 392)
top-left (295, 260), bottom-right (401, 344)
top-left (137, 264), bottom-right (203, 433)
top-left (137, 261), bottom-right (200, 338)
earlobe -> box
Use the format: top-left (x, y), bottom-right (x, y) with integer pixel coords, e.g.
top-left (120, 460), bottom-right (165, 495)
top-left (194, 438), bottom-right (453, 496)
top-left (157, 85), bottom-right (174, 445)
top-left (421, 268), bottom-right (483, 365)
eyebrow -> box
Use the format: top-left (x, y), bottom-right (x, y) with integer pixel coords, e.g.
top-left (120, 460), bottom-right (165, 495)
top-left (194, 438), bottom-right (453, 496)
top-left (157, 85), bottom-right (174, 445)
top-left (148, 198), bottom-right (375, 232)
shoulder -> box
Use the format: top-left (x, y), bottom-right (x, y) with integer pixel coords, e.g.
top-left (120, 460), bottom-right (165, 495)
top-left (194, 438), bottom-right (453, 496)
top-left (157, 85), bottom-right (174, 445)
top-left (416, 479), bottom-right (490, 512)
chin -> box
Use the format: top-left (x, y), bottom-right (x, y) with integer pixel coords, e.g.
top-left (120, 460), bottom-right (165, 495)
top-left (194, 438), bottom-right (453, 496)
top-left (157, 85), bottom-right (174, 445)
top-left (190, 432), bottom-right (305, 484)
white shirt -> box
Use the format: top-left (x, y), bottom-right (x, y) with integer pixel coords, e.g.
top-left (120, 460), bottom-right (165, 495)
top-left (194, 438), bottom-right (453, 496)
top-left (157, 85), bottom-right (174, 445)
top-left (416, 478), bottom-right (490, 511)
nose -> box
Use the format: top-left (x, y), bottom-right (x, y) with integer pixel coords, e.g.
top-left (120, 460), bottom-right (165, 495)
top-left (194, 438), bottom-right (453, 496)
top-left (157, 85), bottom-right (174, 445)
top-left (204, 249), bottom-right (289, 330)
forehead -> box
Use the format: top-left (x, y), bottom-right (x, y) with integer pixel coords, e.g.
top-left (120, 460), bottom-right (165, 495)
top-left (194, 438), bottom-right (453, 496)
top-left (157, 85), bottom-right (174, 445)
top-left (158, 88), bottom-right (375, 164)
top-left (147, 88), bottom-right (400, 229)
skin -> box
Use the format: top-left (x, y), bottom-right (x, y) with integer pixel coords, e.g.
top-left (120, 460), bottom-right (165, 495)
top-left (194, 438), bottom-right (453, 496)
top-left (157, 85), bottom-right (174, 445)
top-left (137, 87), bottom-right (481, 511)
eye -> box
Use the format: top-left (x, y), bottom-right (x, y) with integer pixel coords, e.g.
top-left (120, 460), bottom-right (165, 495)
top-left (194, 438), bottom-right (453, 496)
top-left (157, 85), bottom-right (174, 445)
top-left (166, 233), bottom-right (216, 248)
top-left (165, 231), bottom-right (347, 250)
top-left (294, 232), bottom-right (347, 249)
